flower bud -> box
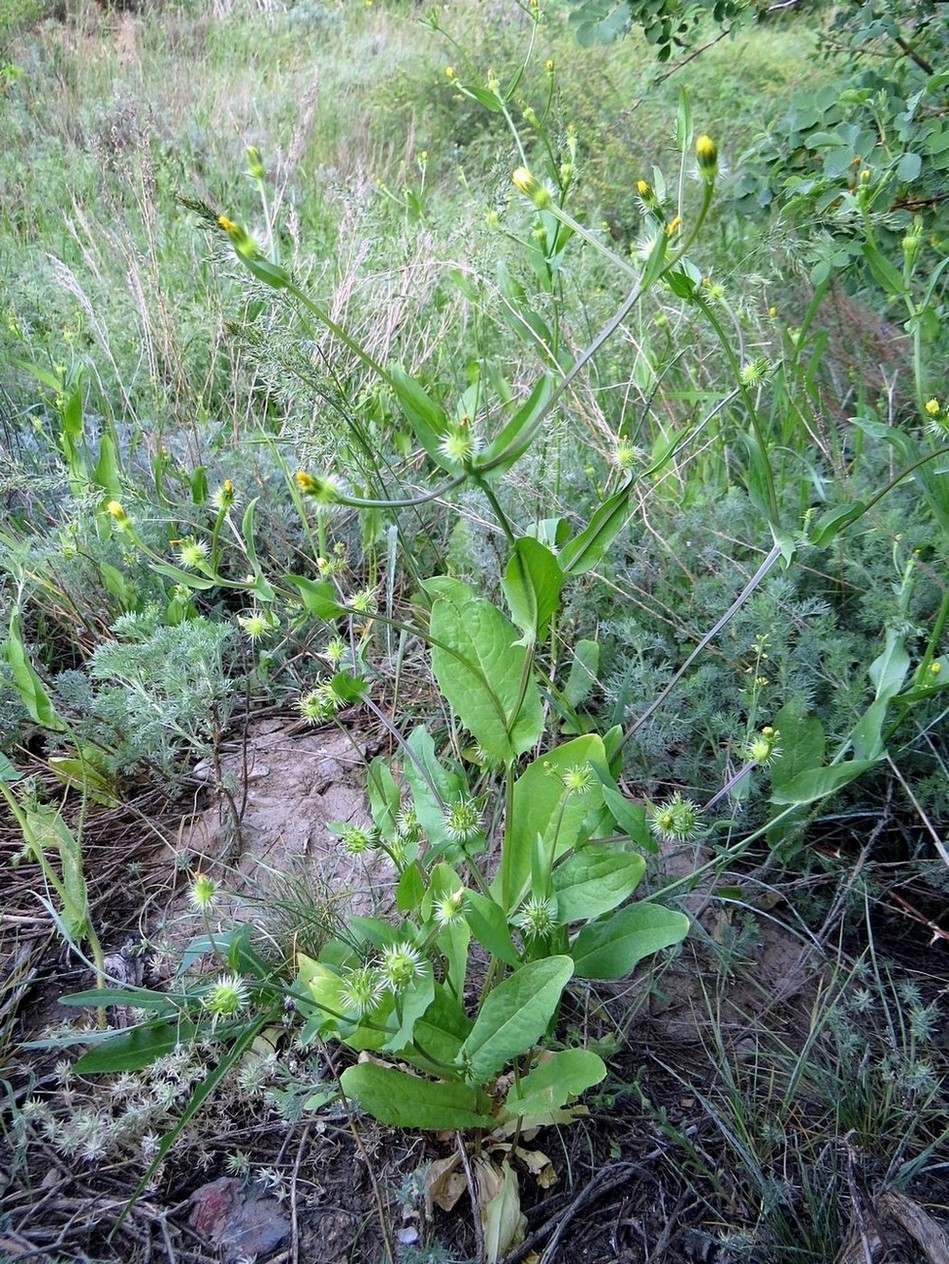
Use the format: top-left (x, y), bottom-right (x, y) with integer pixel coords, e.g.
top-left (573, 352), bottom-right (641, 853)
top-left (246, 146), bottom-right (265, 180)
top-left (512, 166), bottom-right (551, 209)
top-left (695, 134), bottom-right (718, 182)
top-left (106, 500), bottom-right (130, 530)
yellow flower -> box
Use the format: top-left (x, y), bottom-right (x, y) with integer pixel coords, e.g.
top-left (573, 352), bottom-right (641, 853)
top-left (695, 134), bottom-right (718, 182)
top-left (512, 166), bottom-right (551, 209)
top-left (106, 500), bottom-right (130, 529)
top-left (925, 398), bottom-right (940, 416)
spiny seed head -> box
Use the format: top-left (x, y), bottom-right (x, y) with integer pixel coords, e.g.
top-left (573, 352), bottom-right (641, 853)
top-left (339, 825), bottom-right (373, 856)
top-left (190, 872), bottom-right (219, 911)
top-left (348, 586), bottom-right (377, 614)
top-left (613, 439), bottom-right (642, 472)
top-left (649, 793), bottom-right (702, 843)
top-left (396, 805), bottom-right (422, 842)
top-left (515, 896), bottom-right (558, 941)
top-left (322, 635), bottom-right (347, 666)
top-left (740, 357), bottom-right (771, 387)
top-left (298, 685), bottom-right (341, 723)
top-left (177, 538), bottom-right (209, 570)
top-left (443, 798), bottom-right (483, 844)
top-left (204, 974), bottom-right (249, 1019)
top-left (745, 726), bottom-right (782, 767)
top-left (238, 610), bottom-right (271, 640)
top-left (560, 763), bottom-right (596, 795)
top-left (433, 887), bottom-right (466, 927)
top-left (211, 479), bottom-right (236, 511)
top-left (338, 965), bottom-right (383, 1017)
top-left (439, 424), bottom-right (477, 466)
top-left (378, 941), bottom-right (426, 993)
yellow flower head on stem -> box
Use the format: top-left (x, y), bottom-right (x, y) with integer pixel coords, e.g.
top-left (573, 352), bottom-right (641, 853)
top-left (695, 134), bottom-right (718, 182)
top-left (512, 166), bottom-right (551, 209)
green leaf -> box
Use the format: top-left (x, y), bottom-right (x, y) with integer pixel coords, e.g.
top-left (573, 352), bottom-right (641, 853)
top-left (498, 736), bottom-right (608, 912)
top-left (396, 862), bottom-right (426, 914)
top-left (559, 481), bottom-right (633, 576)
top-left (340, 1062), bottom-right (494, 1130)
top-left (240, 498), bottom-right (264, 579)
top-left (148, 561), bottom-right (220, 592)
top-left (296, 955), bottom-right (349, 1037)
top-left (771, 760), bottom-right (878, 805)
top-left (770, 703), bottom-right (825, 791)
top-left (390, 367), bottom-right (450, 469)
top-left (92, 434), bottom-right (121, 496)
top-left (423, 578), bottom-right (543, 762)
top-left (437, 917), bottom-right (471, 1002)
top-left (851, 696), bottom-right (890, 763)
top-left (862, 242), bottom-right (906, 296)
top-left (868, 630), bottom-right (910, 701)
top-left (75, 1019), bottom-right (198, 1073)
top-left (47, 756), bottom-right (118, 807)
top-left (0, 751), bottom-right (22, 783)
top-left (60, 987), bottom-right (183, 1012)
top-left (501, 1048), bottom-right (606, 1124)
top-left (238, 252), bottom-right (290, 288)
top-left (382, 963), bottom-right (435, 1053)
top-left (190, 465), bottom-right (208, 503)
top-left (807, 501), bottom-right (866, 547)
top-left (897, 151), bottom-right (922, 182)
top-left (6, 610), bottom-right (65, 731)
top-left (565, 640), bottom-right (600, 708)
top-left (458, 956), bottom-right (574, 1085)
top-left (463, 890), bottom-right (521, 968)
top-left (367, 755), bottom-right (401, 840)
top-left (25, 803), bottom-right (89, 942)
top-left (287, 575), bottom-right (347, 620)
top-left (571, 903), bottom-right (688, 980)
top-left (501, 538), bottom-right (563, 644)
top-left (404, 725), bottom-right (465, 847)
top-left (409, 983), bottom-right (473, 1071)
top-left (457, 82), bottom-right (506, 113)
top-left (478, 373), bottom-right (555, 473)
top-left (553, 846), bottom-right (645, 922)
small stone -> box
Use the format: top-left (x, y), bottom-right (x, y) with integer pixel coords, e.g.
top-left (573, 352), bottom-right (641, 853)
top-left (190, 1176), bottom-right (290, 1262)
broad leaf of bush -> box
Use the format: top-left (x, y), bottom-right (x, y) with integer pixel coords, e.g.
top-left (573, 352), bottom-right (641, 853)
top-left (571, 903), bottom-right (688, 979)
top-left (459, 956), bottom-right (574, 1085)
top-left (340, 1063), bottom-right (494, 1130)
top-left (423, 578), bottom-right (543, 762)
